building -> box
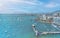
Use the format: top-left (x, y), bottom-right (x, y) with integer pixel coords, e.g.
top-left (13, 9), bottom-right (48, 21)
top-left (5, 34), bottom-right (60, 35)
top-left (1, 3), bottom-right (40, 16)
top-left (42, 15), bottom-right (47, 20)
top-left (53, 13), bottom-right (60, 17)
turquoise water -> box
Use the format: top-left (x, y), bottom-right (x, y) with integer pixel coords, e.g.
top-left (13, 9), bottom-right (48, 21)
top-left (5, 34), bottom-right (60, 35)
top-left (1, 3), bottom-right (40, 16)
top-left (0, 14), bottom-right (60, 38)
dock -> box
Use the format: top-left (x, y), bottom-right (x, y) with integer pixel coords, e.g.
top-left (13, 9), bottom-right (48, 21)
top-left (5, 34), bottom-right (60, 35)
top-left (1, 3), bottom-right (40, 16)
top-left (41, 31), bottom-right (60, 34)
top-left (53, 22), bottom-right (60, 26)
top-left (32, 24), bottom-right (60, 35)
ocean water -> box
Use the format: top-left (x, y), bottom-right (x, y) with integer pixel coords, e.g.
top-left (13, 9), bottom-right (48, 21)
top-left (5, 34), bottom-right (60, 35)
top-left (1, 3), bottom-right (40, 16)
top-left (0, 14), bottom-right (60, 38)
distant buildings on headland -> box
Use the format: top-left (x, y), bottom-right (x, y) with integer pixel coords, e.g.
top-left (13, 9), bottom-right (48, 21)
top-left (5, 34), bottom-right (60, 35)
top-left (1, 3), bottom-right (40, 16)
top-left (37, 11), bottom-right (60, 24)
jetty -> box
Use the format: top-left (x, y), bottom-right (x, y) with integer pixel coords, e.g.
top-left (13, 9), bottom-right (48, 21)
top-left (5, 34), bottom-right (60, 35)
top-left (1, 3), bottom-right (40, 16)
top-left (53, 22), bottom-right (60, 26)
top-left (32, 24), bottom-right (60, 35)
top-left (41, 31), bottom-right (60, 34)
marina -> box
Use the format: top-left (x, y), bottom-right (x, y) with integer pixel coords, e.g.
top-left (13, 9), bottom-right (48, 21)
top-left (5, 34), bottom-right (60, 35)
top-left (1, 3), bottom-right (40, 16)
top-left (32, 24), bottom-right (60, 36)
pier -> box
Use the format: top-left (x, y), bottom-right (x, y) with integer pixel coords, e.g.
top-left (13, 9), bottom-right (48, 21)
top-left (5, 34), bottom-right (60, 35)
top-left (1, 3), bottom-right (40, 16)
top-left (41, 31), bottom-right (60, 34)
top-left (53, 22), bottom-right (60, 26)
top-left (32, 24), bottom-right (60, 35)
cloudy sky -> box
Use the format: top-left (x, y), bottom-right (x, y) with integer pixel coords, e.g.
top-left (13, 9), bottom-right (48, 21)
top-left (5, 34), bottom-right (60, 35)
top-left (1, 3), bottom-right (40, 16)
top-left (0, 0), bottom-right (60, 14)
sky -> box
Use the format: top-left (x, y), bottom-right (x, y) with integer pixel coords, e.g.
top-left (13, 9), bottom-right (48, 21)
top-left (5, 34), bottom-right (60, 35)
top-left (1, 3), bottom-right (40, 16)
top-left (0, 0), bottom-right (60, 14)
